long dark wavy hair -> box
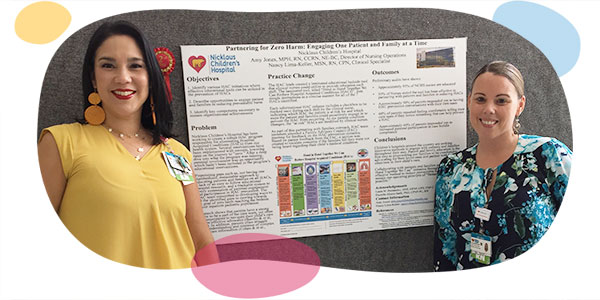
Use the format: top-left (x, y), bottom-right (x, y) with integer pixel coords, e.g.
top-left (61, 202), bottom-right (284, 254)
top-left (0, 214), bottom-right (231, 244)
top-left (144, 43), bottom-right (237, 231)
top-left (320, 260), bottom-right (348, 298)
top-left (81, 20), bottom-right (174, 144)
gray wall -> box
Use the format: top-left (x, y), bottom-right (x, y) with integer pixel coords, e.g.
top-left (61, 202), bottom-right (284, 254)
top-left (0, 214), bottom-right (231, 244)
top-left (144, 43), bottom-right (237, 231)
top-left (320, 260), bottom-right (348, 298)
top-left (38, 9), bottom-right (572, 272)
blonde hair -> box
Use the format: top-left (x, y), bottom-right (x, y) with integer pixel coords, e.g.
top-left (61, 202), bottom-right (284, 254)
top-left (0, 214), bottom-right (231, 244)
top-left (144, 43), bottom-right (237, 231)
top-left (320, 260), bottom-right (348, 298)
top-left (472, 61), bottom-right (525, 98)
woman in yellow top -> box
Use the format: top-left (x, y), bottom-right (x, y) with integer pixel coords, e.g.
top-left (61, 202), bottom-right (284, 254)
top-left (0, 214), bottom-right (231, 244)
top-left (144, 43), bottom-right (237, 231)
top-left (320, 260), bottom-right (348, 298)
top-left (38, 21), bottom-right (219, 269)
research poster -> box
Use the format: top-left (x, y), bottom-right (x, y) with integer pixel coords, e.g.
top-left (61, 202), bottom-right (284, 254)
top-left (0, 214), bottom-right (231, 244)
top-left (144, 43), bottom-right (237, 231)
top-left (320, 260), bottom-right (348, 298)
top-left (181, 38), bottom-right (467, 241)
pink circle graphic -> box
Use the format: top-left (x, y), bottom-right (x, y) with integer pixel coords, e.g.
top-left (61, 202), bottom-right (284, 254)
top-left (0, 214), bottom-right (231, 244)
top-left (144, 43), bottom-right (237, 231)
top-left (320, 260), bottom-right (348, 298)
top-left (191, 233), bottom-right (320, 298)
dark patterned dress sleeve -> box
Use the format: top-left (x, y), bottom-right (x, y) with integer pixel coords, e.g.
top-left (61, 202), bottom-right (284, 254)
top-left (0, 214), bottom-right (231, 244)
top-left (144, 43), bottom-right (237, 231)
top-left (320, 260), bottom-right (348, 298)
top-left (541, 138), bottom-right (572, 207)
top-left (434, 155), bottom-right (459, 271)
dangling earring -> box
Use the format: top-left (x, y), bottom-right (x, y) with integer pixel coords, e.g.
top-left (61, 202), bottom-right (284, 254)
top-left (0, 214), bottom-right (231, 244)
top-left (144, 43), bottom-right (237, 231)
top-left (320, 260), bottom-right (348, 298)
top-left (84, 91), bottom-right (105, 125)
top-left (150, 96), bottom-right (157, 125)
top-left (513, 116), bottom-right (521, 134)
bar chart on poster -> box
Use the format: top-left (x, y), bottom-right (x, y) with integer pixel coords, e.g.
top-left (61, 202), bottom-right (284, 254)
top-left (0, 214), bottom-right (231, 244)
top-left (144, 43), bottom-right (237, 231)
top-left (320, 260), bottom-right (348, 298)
top-left (181, 37), bottom-right (467, 242)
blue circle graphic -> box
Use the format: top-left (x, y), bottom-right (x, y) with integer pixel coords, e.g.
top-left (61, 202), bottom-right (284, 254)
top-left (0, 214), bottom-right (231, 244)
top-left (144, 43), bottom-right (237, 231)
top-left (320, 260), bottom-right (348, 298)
top-left (493, 1), bottom-right (580, 76)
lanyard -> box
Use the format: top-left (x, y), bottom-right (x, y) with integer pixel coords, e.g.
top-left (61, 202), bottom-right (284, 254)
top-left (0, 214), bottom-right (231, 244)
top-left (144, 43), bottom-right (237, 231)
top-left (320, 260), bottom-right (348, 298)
top-left (160, 136), bottom-right (176, 154)
top-left (471, 168), bottom-right (496, 265)
top-left (477, 168), bottom-right (495, 234)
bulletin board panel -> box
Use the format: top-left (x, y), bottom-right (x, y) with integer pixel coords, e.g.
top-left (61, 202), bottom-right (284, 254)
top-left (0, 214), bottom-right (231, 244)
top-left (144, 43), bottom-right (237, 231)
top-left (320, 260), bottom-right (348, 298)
top-left (38, 8), bottom-right (571, 272)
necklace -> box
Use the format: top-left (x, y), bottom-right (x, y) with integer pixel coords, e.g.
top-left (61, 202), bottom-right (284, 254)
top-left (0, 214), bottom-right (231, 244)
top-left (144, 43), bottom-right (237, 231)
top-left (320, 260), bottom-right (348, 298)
top-left (105, 126), bottom-right (149, 160)
top-left (108, 127), bottom-right (140, 139)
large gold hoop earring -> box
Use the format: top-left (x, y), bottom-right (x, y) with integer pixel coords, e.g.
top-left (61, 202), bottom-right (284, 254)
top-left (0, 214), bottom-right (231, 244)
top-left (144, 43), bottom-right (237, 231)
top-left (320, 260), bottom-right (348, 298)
top-left (84, 92), bottom-right (105, 125)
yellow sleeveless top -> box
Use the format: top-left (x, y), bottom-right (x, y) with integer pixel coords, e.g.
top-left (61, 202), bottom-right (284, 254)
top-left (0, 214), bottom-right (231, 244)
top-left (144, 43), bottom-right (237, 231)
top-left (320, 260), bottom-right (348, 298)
top-left (41, 123), bottom-right (195, 269)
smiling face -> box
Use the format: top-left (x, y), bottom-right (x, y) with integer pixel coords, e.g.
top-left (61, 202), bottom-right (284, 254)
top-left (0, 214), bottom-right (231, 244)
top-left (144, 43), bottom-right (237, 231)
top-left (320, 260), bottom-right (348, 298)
top-left (92, 34), bottom-right (149, 122)
top-left (468, 72), bottom-right (526, 141)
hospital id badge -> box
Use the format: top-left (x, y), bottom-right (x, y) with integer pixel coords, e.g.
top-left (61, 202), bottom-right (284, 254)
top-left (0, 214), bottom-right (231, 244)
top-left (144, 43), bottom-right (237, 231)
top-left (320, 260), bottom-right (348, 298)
top-left (470, 233), bottom-right (492, 265)
top-left (162, 151), bottom-right (194, 184)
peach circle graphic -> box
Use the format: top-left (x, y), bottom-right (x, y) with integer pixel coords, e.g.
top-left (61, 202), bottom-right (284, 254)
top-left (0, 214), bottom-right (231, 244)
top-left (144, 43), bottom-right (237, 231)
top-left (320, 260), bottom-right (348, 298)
top-left (15, 1), bottom-right (71, 44)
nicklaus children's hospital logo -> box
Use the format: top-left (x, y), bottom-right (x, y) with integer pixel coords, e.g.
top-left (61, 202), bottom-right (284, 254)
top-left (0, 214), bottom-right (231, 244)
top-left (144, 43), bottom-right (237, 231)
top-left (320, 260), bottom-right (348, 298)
top-left (188, 55), bottom-right (207, 73)
top-left (188, 54), bottom-right (241, 74)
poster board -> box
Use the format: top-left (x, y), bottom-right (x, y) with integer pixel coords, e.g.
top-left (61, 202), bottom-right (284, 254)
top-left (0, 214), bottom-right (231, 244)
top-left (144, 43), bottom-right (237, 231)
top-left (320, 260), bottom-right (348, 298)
top-left (181, 37), bottom-right (467, 241)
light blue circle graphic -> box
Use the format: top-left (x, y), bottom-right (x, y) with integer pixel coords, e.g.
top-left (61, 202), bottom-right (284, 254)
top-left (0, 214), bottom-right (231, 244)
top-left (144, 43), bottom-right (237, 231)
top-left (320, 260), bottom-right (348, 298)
top-left (493, 1), bottom-right (580, 76)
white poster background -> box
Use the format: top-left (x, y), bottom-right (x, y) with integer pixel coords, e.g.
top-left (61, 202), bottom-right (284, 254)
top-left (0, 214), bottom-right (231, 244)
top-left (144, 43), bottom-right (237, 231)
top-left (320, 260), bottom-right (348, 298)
top-left (0, 1), bottom-right (597, 299)
top-left (181, 38), bottom-right (466, 241)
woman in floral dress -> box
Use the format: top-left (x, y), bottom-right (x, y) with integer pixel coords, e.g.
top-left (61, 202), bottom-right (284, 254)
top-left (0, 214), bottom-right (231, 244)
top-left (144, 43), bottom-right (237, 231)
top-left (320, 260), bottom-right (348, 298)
top-left (433, 61), bottom-right (571, 271)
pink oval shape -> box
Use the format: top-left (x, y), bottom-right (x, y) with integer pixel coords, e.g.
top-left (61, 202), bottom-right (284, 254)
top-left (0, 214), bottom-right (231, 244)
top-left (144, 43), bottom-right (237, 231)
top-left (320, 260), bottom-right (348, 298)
top-left (191, 233), bottom-right (320, 298)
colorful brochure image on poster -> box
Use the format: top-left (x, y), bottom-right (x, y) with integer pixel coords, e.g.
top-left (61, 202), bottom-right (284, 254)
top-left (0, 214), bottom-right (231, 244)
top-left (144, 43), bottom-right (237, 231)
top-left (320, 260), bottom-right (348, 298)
top-left (277, 159), bottom-right (371, 224)
top-left (182, 37), bottom-right (467, 242)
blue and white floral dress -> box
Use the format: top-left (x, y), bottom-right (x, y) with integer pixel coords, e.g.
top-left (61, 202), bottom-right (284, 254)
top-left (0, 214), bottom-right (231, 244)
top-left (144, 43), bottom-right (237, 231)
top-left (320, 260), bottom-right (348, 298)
top-left (433, 135), bottom-right (571, 271)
